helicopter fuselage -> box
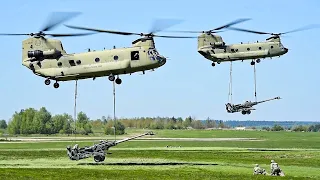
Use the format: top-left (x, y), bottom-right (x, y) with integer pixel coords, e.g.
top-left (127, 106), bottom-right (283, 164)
top-left (197, 33), bottom-right (288, 66)
top-left (22, 37), bottom-right (166, 88)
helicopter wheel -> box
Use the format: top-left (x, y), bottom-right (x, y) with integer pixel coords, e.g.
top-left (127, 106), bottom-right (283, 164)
top-left (211, 62), bottom-right (215, 67)
top-left (217, 61), bottom-right (221, 64)
top-left (108, 74), bottom-right (115, 81)
top-left (241, 111), bottom-right (247, 115)
top-left (256, 59), bottom-right (261, 63)
top-left (44, 79), bottom-right (51, 85)
top-left (250, 61), bottom-right (255, 66)
top-left (247, 110), bottom-right (251, 114)
top-left (115, 78), bottom-right (122, 85)
top-left (53, 82), bottom-right (59, 89)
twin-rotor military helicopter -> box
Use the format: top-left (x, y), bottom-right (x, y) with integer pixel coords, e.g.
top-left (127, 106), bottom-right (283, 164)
top-left (1, 12), bottom-right (194, 88)
top-left (166, 19), bottom-right (318, 67)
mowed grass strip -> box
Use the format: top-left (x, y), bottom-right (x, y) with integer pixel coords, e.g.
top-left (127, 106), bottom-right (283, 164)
top-left (1, 149), bottom-right (319, 168)
top-left (0, 167), bottom-right (317, 180)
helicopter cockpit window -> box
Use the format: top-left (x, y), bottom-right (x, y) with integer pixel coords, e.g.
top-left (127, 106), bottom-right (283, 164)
top-left (131, 51), bottom-right (139, 60)
top-left (69, 60), bottom-right (76, 66)
top-left (60, 44), bottom-right (64, 50)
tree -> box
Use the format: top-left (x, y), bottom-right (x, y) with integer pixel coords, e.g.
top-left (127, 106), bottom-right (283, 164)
top-left (76, 112), bottom-right (92, 135)
top-left (104, 121), bottom-right (125, 135)
top-left (271, 124), bottom-right (284, 131)
top-left (308, 124), bottom-right (320, 132)
top-left (205, 117), bottom-right (216, 128)
top-left (183, 116), bottom-right (193, 128)
top-left (191, 120), bottom-right (205, 129)
top-left (262, 126), bottom-right (270, 131)
top-left (0, 120), bottom-right (7, 129)
top-left (102, 116), bottom-right (107, 124)
top-left (292, 125), bottom-right (308, 132)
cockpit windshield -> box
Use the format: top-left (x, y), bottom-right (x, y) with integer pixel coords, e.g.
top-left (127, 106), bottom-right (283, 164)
top-left (147, 48), bottom-right (165, 63)
top-left (148, 48), bottom-right (159, 56)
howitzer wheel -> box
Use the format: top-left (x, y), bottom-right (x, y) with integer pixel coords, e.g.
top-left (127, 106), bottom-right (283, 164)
top-left (94, 155), bottom-right (105, 162)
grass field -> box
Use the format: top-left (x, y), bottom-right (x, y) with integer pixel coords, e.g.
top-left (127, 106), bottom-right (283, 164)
top-left (0, 129), bottom-right (319, 179)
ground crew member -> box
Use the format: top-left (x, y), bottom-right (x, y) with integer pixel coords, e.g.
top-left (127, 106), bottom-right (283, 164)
top-left (270, 160), bottom-right (282, 176)
top-left (253, 164), bottom-right (266, 175)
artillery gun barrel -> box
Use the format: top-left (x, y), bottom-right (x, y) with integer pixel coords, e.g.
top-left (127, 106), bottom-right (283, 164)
top-left (256, 97), bottom-right (281, 104)
top-left (115, 131), bottom-right (154, 145)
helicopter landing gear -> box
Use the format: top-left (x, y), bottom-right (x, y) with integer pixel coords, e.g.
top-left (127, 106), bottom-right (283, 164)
top-left (256, 59), bottom-right (261, 63)
top-left (217, 61), bottom-right (221, 64)
top-left (250, 60), bottom-right (255, 66)
top-left (108, 74), bottom-right (115, 81)
top-left (211, 62), bottom-right (215, 67)
top-left (53, 81), bottom-right (59, 89)
top-left (247, 110), bottom-right (251, 114)
top-left (44, 79), bottom-right (51, 85)
top-left (115, 76), bottom-right (122, 85)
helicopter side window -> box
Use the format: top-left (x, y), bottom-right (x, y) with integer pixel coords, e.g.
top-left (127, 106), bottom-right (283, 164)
top-left (69, 60), bottom-right (76, 66)
top-left (131, 51), bottom-right (139, 60)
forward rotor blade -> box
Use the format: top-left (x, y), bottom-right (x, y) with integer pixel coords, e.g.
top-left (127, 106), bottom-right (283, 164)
top-left (65, 25), bottom-right (142, 36)
top-left (226, 27), bottom-right (271, 35)
top-left (41, 12), bottom-right (81, 32)
top-left (149, 19), bottom-right (184, 34)
top-left (212, 18), bottom-right (251, 31)
top-left (0, 33), bottom-right (30, 36)
top-left (153, 34), bottom-right (197, 38)
top-left (281, 24), bottom-right (320, 35)
top-left (46, 33), bottom-right (95, 37)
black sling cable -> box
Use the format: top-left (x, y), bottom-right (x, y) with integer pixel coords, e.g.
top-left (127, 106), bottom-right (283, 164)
top-left (113, 80), bottom-right (116, 142)
top-left (253, 64), bottom-right (257, 102)
top-left (73, 80), bottom-right (78, 143)
top-left (228, 61), bottom-right (233, 103)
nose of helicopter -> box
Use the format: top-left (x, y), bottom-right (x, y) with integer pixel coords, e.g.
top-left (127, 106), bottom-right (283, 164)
top-left (284, 47), bottom-right (288, 53)
top-left (157, 55), bottom-right (166, 66)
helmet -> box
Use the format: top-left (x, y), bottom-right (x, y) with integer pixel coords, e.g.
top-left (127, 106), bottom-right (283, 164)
top-left (271, 160), bottom-right (275, 163)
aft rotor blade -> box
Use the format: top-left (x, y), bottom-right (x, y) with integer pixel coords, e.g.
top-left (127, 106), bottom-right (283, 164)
top-left (65, 25), bottom-right (142, 36)
top-left (281, 24), bottom-right (320, 35)
top-left (226, 27), bottom-right (271, 35)
top-left (41, 12), bottom-right (81, 32)
top-left (212, 18), bottom-right (251, 31)
top-left (47, 33), bottom-right (95, 37)
top-left (149, 18), bottom-right (184, 34)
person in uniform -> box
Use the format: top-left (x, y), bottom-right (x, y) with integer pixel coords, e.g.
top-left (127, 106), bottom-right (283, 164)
top-left (270, 160), bottom-right (283, 176)
top-left (253, 164), bottom-right (266, 175)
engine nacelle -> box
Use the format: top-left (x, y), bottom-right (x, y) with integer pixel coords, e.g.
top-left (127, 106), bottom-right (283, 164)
top-left (211, 42), bottom-right (225, 47)
top-left (27, 49), bottom-right (61, 59)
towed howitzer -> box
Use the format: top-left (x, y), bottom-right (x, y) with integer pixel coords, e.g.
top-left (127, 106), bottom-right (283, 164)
top-left (226, 96), bottom-right (281, 115)
top-left (67, 131), bottom-right (154, 162)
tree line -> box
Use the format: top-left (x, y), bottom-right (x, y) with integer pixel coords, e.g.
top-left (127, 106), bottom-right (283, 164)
top-left (1, 107), bottom-right (319, 135)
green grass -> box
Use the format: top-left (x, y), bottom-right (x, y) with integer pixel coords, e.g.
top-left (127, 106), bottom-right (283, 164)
top-left (0, 129), bottom-right (319, 179)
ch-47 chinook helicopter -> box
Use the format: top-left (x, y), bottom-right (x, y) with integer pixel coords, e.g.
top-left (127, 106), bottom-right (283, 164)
top-left (167, 19), bottom-right (319, 67)
top-left (1, 12), bottom-right (193, 89)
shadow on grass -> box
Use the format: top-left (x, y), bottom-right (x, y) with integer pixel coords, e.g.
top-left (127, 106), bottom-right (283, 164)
top-left (77, 162), bottom-right (219, 166)
top-left (247, 148), bottom-right (294, 152)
